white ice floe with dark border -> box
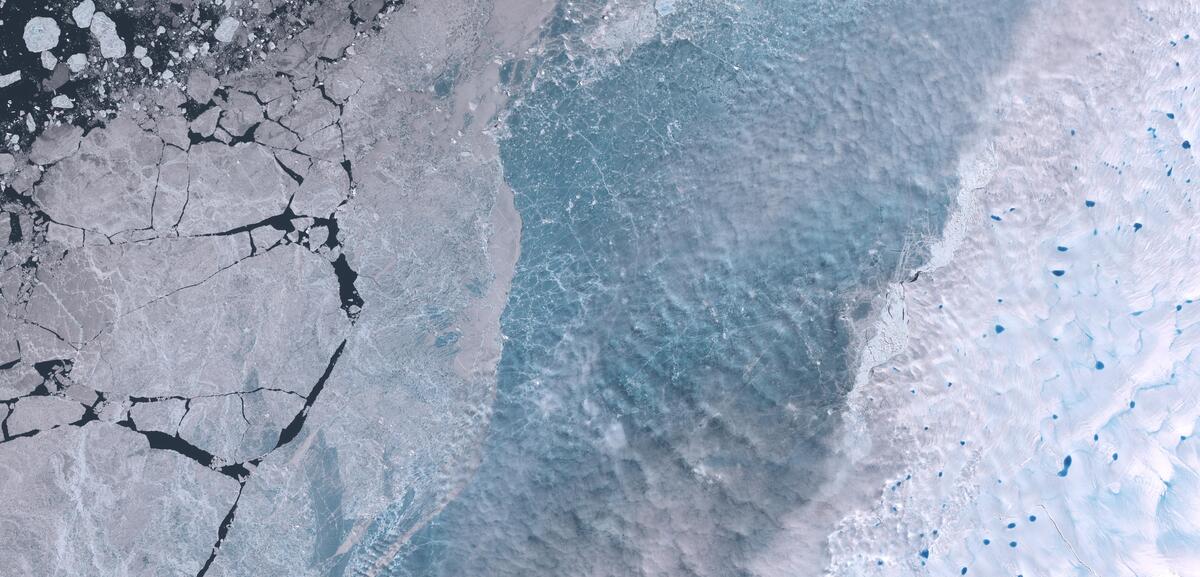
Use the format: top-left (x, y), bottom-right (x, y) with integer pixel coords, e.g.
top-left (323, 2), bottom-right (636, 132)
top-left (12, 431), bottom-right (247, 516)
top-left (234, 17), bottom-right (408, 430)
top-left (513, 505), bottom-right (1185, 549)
top-left (88, 11), bottom-right (126, 59)
top-left (22, 17), bottom-right (60, 53)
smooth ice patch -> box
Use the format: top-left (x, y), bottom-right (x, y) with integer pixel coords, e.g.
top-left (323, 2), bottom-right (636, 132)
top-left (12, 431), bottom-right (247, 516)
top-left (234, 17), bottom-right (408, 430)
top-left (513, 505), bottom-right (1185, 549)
top-left (90, 12), bottom-right (126, 59)
top-left (23, 17), bottom-right (61, 53)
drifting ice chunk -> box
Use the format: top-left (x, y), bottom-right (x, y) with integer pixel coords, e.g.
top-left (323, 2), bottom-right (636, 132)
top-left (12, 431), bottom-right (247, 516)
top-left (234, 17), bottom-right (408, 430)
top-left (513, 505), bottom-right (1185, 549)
top-left (51, 95), bottom-right (74, 109)
top-left (40, 51), bottom-right (57, 71)
top-left (214, 17), bottom-right (240, 43)
top-left (90, 12), bottom-right (126, 59)
top-left (67, 53), bottom-right (87, 73)
top-left (23, 17), bottom-right (61, 53)
top-left (0, 71), bottom-right (20, 89)
top-left (72, 0), bottom-right (95, 28)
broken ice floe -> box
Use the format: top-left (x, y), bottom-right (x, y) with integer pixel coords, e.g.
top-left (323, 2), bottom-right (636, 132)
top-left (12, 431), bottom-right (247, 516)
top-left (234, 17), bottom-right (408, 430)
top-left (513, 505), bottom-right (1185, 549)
top-left (23, 17), bottom-right (61, 53)
top-left (89, 12), bottom-right (126, 59)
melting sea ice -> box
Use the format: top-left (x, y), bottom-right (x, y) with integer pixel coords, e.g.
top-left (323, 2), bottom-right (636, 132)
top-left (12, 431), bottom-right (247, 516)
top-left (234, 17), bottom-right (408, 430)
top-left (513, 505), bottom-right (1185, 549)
top-left (388, 0), bottom-right (1027, 574)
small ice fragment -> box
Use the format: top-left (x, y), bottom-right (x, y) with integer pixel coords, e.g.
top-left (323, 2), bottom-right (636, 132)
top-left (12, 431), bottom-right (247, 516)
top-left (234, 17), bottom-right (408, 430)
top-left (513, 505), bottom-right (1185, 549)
top-left (133, 45), bottom-right (147, 58)
top-left (24, 17), bottom-right (61, 53)
top-left (214, 17), bottom-right (240, 43)
top-left (67, 53), bottom-right (87, 73)
top-left (90, 12), bottom-right (127, 59)
top-left (51, 95), bottom-right (74, 109)
top-left (0, 71), bottom-right (20, 89)
top-left (73, 0), bottom-right (95, 28)
top-left (41, 51), bottom-right (58, 71)
top-left (0, 153), bottom-right (14, 174)
top-left (140, 56), bottom-right (153, 69)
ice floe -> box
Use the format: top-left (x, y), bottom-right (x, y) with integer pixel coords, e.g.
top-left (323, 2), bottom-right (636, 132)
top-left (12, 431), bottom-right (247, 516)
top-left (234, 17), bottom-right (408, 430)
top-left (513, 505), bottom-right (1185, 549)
top-left (827, 2), bottom-right (1200, 576)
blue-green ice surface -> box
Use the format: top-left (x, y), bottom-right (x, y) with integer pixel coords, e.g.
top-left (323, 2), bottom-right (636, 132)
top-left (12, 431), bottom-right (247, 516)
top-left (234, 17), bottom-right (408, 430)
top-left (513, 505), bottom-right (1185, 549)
top-left (389, 1), bottom-right (1026, 574)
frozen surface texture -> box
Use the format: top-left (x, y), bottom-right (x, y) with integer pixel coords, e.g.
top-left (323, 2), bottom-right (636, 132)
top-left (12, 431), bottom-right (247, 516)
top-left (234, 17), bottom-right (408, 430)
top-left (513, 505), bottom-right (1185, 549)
top-left (0, 0), bottom-right (533, 575)
top-left (4, 0), bottom-right (1196, 575)
top-left (825, 2), bottom-right (1200, 576)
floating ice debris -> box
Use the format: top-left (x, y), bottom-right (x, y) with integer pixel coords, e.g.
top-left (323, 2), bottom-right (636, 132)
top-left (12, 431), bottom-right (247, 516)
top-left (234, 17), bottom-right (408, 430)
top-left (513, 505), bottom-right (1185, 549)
top-left (214, 17), bottom-right (240, 43)
top-left (132, 45), bottom-right (153, 69)
top-left (186, 71), bottom-right (218, 103)
top-left (24, 17), bottom-right (61, 53)
top-left (90, 12), bottom-right (127, 59)
top-left (0, 71), bottom-right (21, 89)
top-left (41, 51), bottom-right (57, 71)
top-left (51, 95), bottom-right (74, 109)
top-left (0, 154), bottom-right (14, 174)
top-left (67, 53), bottom-right (87, 73)
top-left (73, 0), bottom-right (95, 28)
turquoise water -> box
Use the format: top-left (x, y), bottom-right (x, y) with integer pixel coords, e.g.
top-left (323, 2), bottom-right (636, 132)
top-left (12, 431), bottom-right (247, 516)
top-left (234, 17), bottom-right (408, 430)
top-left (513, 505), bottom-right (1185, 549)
top-left (386, 1), bottom-right (1026, 574)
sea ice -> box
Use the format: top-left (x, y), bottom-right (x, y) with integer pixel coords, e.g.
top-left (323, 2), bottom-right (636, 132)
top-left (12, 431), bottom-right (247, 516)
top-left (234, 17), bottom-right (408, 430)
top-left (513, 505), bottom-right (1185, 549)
top-left (23, 17), bottom-right (60, 53)
top-left (214, 17), bottom-right (240, 43)
top-left (66, 53), bottom-right (87, 73)
top-left (89, 12), bottom-right (126, 59)
top-left (72, 0), bottom-right (95, 28)
top-left (0, 71), bottom-right (20, 89)
top-left (825, 3), bottom-right (1200, 576)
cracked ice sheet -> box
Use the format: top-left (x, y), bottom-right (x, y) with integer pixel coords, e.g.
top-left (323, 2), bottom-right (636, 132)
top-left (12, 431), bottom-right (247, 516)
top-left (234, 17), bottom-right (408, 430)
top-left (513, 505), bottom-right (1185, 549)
top-left (200, 3), bottom-right (541, 577)
top-left (75, 246), bottom-right (350, 398)
top-left (0, 426), bottom-right (239, 576)
top-left (34, 118), bottom-right (163, 236)
top-left (0, 0), bottom-right (533, 573)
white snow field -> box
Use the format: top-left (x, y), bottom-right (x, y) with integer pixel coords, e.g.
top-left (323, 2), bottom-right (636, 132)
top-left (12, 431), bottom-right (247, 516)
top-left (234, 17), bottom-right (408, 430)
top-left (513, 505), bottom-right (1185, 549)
top-left (826, 1), bottom-right (1200, 576)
